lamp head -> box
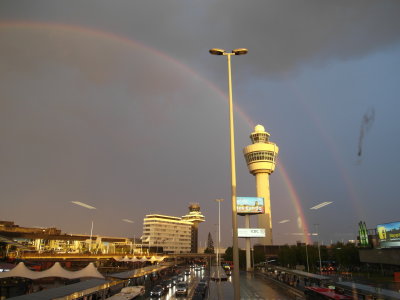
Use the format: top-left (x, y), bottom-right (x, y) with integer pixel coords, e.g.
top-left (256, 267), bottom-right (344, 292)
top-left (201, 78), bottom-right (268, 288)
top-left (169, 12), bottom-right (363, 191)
top-left (209, 48), bottom-right (226, 55)
top-left (232, 48), bottom-right (248, 55)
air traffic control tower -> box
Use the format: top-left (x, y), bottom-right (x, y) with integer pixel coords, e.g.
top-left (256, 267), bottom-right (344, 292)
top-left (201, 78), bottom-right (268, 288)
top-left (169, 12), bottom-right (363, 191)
top-left (182, 203), bottom-right (205, 253)
top-left (243, 125), bottom-right (279, 245)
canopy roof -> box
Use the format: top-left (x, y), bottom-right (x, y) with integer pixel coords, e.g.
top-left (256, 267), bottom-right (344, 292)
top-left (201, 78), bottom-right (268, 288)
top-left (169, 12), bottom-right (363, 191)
top-left (0, 262), bottom-right (104, 279)
top-left (8, 278), bottom-right (107, 300)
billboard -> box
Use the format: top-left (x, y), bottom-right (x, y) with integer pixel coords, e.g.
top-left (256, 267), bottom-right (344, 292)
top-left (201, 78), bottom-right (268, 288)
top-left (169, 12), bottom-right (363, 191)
top-left (237, 197), bottom-right (264, 214)
top-left (377, 221), bottom-right (400, 248)
top-left (238, 228), bottom-right (266, 238)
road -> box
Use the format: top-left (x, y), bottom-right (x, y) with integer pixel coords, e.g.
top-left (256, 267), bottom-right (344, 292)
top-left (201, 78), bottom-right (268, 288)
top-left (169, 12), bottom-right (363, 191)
top-left (140, 267), bottom-right (301, 300)
top-left (207, 272), bottom-right (302, 300)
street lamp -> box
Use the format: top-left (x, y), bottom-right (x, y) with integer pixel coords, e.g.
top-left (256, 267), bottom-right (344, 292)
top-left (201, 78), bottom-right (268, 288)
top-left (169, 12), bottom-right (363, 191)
top-left (314, 224), bottom-right (322, 273)
top-left (209, 48), bottom-right (248, 300)
top-left (215, 198), bottom-right (224, 280)
top-left (71, 201), bottom-right (96, 253)
top-left (305, 239), bottom-right (310, 273)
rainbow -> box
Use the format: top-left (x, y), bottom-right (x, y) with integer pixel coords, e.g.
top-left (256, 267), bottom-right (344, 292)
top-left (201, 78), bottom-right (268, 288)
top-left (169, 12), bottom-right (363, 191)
top-left (0, 20), bottom-right (314, 243)
top-left (277, 166), bottom-right (312, 243)
top-left (288, 82), bottom-right (363, 219)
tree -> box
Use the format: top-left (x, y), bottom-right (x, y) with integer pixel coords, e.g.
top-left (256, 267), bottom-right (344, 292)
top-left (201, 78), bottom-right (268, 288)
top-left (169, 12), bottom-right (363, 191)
top-left (204, 232), bottom-right (215, 254)
top-left (223, 247), bottom-right (247, 269)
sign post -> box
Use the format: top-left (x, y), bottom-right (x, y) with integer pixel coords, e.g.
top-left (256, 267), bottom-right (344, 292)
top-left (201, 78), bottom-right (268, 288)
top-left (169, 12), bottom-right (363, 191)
top-left (236, 197), bottom-right (264, 270)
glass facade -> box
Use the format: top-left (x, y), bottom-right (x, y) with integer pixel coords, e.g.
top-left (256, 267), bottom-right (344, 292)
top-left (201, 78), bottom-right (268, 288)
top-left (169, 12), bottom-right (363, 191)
top-left (142, 215), bottom-right (192, 253)
top-left (244, 150), bottom-right (276, 164)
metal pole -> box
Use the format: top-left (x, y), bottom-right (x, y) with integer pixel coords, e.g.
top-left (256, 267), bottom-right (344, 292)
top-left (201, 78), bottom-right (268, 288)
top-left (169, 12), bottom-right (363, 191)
top-left (315, 224), bottom-right (322, 273)
top-left (216, 199), bottom-right (224, 280)
top-left (305, 240), bottom-right (310, 273)
top-left (225, 52), bottom-right (240, 299)
top-left (89, 220), bottom-right (94, 253)
top-left (245, 215), bottom-right (251, 271)
top-left (252, 246), bottom-right (255, 269)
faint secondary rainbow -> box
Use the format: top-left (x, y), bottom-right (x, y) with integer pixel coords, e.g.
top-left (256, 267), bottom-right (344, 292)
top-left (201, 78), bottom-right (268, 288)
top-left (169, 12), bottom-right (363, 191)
top-left (277, 166), bottom-right (312, 243)
top-left (287, 81), bottom-right (363, 219)
top-left (0, 20), bottom-right (311, 242)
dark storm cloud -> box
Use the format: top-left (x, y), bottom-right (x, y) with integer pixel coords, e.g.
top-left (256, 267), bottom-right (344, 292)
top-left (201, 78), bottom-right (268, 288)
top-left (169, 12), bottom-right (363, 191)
top-left (2, 1), bottom-right (400, 76)
top-left (88, 0), bottom-right (400, 76)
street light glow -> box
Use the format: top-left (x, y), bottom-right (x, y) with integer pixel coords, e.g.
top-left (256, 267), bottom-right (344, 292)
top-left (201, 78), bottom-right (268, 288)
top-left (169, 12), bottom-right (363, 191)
top-left (209, 48), bottom-right (249, 56)
top-left (232, 48), bottom-right (248, 55)
top-left (71, 201), bottom-right (96, 210)
top-left (279, 219), bottom-right (290, 224)
top-left (291, 232), bottom-right (317, 236)
top-left (122, 219), bottom-right (134, 223)
top-left (310, 201), bottom-right (333, 210)
top-left (209, 48), bottom-right (225, 55)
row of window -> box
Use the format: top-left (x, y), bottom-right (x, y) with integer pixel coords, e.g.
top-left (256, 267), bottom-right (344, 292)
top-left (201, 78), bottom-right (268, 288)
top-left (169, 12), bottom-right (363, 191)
top-left (245, 151), bottom-right (276, 164)
top-left (250, 133), bottom-right (269, 143)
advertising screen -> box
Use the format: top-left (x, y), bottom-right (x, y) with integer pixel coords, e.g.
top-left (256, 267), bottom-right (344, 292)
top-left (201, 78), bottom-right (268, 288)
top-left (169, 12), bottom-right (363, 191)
top-left (377, 221), bottom-right (400, 248)
top-left (238, 228), bottom-right (266, 238)
top-left (237, 197), bottom-right (264, 214)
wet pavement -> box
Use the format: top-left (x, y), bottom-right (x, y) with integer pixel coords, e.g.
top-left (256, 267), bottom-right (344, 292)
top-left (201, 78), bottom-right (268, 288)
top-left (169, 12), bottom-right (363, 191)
top-left (142, 269), bottom-right (302, 300)
top-left (207, 272), bottom-right (302, 300)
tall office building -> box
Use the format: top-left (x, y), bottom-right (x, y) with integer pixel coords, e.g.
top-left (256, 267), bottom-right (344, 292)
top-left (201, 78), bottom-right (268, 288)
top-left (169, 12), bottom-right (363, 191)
top-left (243, 125), bottom-right (279, 245)
top-left (181, 203), bottom-right (205, 253)
top-left (142, 214), bottom-right (193, 254)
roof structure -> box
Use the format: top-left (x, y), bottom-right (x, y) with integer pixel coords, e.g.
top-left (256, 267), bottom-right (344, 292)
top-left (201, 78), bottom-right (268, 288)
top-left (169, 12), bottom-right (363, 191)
top-left (0, 262), bottom-right (104, 279)
top-left (8, 278), bottom-right (108, 300)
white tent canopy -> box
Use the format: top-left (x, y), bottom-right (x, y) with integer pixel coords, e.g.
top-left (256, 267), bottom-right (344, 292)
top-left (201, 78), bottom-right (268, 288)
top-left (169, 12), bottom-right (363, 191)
top-left (0, 262), bottom-right (104, 279)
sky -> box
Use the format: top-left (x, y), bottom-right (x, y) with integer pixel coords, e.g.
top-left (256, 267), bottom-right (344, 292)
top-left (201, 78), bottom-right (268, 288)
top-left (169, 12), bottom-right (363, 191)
top-left (0, 0), bottom-right (400, 247)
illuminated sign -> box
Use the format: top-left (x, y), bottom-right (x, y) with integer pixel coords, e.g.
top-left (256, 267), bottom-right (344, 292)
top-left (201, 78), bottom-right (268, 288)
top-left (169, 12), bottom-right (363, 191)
top-left (237, 197), bottom-right (264, 215)
top-left (377, 221), bottom-right (400, 248)
top-left (238, 228), bottom-right (266, 238)
top-left (358, 221), bottom-right (369, 247)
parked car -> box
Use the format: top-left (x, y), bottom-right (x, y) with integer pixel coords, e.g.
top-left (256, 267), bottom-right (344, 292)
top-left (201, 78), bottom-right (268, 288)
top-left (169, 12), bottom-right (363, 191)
top-left (175, 282), bottom-right (188, 296)
top-left (106, 286), bottom-right (145, 299)
top-left (171, 276), bottom-right (178, 285)
top-left (162, 279), bottom-right (172, 289)
top-left (150, 285), bottom-right (166, 298)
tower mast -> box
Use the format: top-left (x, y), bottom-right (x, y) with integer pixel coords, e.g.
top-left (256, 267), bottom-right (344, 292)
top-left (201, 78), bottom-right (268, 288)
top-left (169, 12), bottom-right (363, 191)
top-left (243, 125), bottom-right (279, 245)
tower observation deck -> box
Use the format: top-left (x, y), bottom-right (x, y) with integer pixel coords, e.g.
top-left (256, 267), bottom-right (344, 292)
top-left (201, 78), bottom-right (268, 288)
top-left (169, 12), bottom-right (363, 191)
top-left (182, 203), bottom-right (205, 253)
top-left (243, 125), bottom-right (279, 245)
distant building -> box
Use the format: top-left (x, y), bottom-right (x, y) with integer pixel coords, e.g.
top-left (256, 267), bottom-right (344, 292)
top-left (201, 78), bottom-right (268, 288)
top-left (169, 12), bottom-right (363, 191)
top-left (0, 220), bottom-right (136, 255)
top-left (141, 214), bottom-right (192, 254)
top-left (181, 203), bottom-right (205, 253)
top-left (0, 221), bottom-right (61, 235)
top-left (142, 204), bottom-right (205, 254)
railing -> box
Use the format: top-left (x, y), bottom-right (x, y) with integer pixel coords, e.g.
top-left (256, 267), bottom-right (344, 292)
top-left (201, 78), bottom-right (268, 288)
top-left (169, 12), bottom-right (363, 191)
top-left (12, 252), bottom-right (215, 260)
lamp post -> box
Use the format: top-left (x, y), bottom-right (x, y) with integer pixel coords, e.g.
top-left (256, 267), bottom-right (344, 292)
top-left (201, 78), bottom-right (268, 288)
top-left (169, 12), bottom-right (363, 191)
top-left (215, 198), bottom-right (224, 280)
top-left (209, 48), bottom-right (248, 300)
top-left (314, 224), bottom-right (322, 273)
top-left (71, 201), bottom-right (96, 253)
top-left (305, 240), bottom-right (310, 273)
